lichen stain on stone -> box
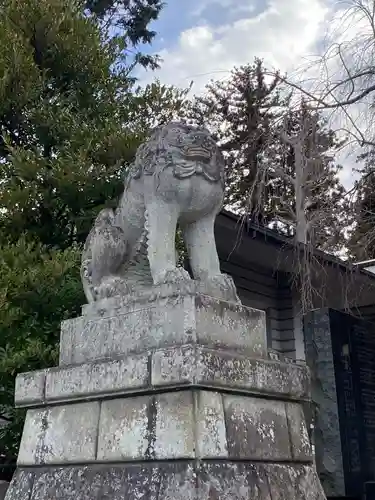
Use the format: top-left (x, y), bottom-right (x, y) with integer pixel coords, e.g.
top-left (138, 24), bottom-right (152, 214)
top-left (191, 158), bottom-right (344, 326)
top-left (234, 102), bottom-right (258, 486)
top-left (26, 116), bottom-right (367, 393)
top-left (254, 361), bottom-right (268, 388)
top-left (197, 392), bottom-right (227, 458)
top-left (257, 421), bottom-right (276, 443)
top-left (117, 407), bottom-right (149, 459)
top-left (32, 410), bottom-right (52, 465)
top-left (154, 392), bottom-right (195, 459)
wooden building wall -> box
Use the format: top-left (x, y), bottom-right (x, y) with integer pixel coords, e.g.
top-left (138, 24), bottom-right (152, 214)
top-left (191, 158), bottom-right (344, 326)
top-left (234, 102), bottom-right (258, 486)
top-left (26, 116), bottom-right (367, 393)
top-left (215, 212), bottom-right (375, 362)
top-left (220, 258), bottom-right (300, 359)
top-left (352, 303), bottom-right (375, 323)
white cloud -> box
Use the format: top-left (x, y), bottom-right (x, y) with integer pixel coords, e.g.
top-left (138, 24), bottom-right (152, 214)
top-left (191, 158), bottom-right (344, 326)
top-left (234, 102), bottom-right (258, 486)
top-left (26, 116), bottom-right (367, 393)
top-left (141, 0), bottom-right (331, 94)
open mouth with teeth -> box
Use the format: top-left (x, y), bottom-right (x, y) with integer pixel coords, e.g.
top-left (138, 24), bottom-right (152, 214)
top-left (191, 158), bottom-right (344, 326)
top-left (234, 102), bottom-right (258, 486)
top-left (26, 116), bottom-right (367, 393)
top-left (183, 147), bottom-right (212, 162)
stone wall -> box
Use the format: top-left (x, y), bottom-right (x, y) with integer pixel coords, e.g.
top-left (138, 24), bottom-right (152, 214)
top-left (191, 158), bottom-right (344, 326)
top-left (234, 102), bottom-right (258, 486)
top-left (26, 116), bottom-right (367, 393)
top-left (303, 309), bottom-right (345, 497)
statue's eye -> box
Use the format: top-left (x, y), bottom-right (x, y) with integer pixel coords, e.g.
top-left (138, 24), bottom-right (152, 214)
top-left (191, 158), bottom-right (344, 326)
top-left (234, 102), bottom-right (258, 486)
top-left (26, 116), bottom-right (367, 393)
top-left (170, 129), bottom-right (182, 141)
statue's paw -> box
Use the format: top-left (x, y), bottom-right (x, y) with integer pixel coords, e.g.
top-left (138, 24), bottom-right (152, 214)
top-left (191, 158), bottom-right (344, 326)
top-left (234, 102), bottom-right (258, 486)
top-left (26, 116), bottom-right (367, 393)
top-left (198, 273), bottom-right (241, 303)
top-left (95, 276), bottom-right (130, 300)
top-left (153, 267), bottom-right (192, 286)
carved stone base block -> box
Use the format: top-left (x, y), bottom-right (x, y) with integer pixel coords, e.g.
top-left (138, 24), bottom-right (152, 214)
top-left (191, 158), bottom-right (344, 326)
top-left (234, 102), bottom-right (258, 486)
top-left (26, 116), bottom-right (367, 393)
top-left (60, 286), bottom-right (267, 366)
top-left (15, 387), bottom-right (311, 466)
top-left (7, 462), bottom-right (325, 500)
top-left (6, 291), bottom-right (327, 499)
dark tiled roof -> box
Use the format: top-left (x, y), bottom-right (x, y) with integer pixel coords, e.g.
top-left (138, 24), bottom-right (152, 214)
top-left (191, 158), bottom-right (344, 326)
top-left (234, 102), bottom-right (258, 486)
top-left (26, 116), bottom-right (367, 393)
top-left (219, 209), bottom-right (375, 282)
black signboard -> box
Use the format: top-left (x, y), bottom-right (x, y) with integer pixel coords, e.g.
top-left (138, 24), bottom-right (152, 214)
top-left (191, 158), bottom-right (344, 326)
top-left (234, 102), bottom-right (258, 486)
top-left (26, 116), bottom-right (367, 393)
top-left (330, 310), bottom-right (375, 498)
top-left (365, 482), bottom-right (375, 500)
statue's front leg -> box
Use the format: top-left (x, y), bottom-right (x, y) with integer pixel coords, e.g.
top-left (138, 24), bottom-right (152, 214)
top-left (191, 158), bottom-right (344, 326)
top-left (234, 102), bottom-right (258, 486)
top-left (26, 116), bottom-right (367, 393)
top-left (181, 213), bottom-right (240, 303)
top-left (145, 199), bottom-right (191, 285)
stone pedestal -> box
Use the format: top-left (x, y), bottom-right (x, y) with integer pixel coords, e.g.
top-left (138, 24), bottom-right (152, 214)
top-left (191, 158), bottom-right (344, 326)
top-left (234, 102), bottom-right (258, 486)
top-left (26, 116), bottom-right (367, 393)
top-left (6, 286), bottom-right (326, 499)
top-left (304, 309), bottom-right (345, 497)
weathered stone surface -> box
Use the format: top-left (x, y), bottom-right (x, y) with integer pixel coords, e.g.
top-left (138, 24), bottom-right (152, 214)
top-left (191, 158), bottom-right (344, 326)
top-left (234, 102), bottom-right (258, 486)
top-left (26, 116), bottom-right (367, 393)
top-left (5, 462), bottom-right (326, 500)
top-left (60, 293), bottom-right (196, 365)
top-left (304, 309), bottom-right (345, 497)
top-left (197, 348), bottom-right (310, 399)
top-left (59, 292), bottom-right (267, 366)
top-left (286, 402), bottom-right (312, 460)
top-left (97, 392), bottom-right (196, 461)
top-left (195, 295), bottom-right (266, 357)
top-left (96, 461), bottom-right (197, 500)
top-left (14, 462), bottom-right (198, 500)
top-left (16, 345), bottom-right (309, 409)
top-left (29, 466), bottom-right (104, 500)
top-left (14, 387), bottom-right (315, 466)
top-left (59, 317), bottom-right (84, 366)
top-left (45, 354), bottom-right (148, 403)
top-left (3, 469), bottom-right (33, 500)
top-left (265, 463), bottom-right (326, 500)
top-left (154, 391), bottom-right (195, 459)
top-left (152, 344), bottom-right (196, 386)
top-left (223, 395), bottom-right (291, 460)
top-left (15, 371), bottom-right (46, 406)
top-left (97, 396), bottom-right (149, 461)
top-left (157, 462), bottom-right (197, 500)
top-left (80, 122), bottom-right (242, 308)
top-left (80, 281), bottom-right (193, 316)
top-left (18, 402), bottom-right (99, 465)
top-left (195, 391), bottom-right (227, 458)
top-left (151, 345), bottom-right (309, 398)
top-left (12, 386), bottom-right (314, 467)
top-left (198, 462), bottom-right (272, 499)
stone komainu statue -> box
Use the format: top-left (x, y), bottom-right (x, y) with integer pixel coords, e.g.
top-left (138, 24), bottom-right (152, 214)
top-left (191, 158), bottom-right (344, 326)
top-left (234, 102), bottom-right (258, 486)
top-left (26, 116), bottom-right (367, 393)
top-left (81, 121), bottom-right (239, 303)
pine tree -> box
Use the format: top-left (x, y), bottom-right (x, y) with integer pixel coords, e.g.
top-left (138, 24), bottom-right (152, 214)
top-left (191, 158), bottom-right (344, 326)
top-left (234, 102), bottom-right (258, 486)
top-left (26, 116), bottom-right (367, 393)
top-left (187, 61), bottom-right (348, 252)
top-left (348, 162), bottom-right (375, 260)
top-left (187, 59), bottom-right (290, 219)
top-left (272, 102), bottom-right (348, 251)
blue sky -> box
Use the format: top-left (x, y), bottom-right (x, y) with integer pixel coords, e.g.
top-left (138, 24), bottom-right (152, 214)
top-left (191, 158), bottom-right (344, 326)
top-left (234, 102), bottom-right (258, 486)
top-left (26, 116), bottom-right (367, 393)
top-left (149, 0), bottom-right (268, 50)
top-left (139, 0), bottom-right (332, 92)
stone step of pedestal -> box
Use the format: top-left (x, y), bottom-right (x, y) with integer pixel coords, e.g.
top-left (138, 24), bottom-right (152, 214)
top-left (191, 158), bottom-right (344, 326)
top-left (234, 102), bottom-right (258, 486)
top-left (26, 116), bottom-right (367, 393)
top-left (5, 461), bottom-right (326, 500)
top-left (15, 346), bottom-right (310, 408)
top-left (60, 291), bottom-right (267, 366)
top-left (16, 388), bottom-right (311, 467)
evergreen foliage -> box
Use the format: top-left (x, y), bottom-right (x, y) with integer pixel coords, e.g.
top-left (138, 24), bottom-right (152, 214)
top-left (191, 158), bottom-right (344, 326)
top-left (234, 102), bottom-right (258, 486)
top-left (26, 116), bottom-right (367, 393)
top-left (0, 0), bottom-right (187, 467)
top-left (187, 60), bottom-right (348, 251)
